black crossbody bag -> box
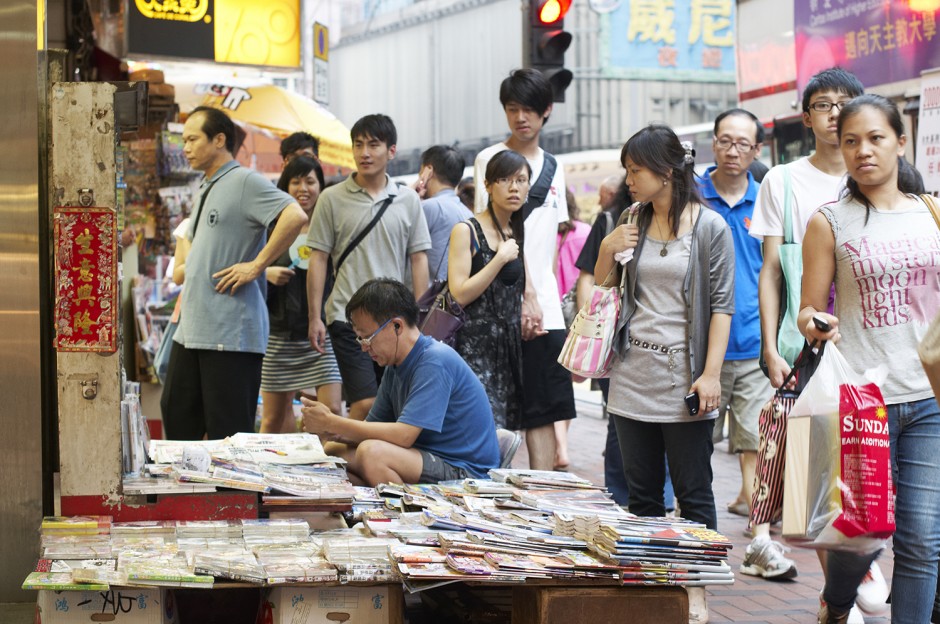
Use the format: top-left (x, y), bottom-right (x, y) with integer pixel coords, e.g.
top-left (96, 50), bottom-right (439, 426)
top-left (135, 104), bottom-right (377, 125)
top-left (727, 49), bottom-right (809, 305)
top-left (332, 196), bottom-right (393, 277)
top-left (521, 152), bottom-right (557, 221)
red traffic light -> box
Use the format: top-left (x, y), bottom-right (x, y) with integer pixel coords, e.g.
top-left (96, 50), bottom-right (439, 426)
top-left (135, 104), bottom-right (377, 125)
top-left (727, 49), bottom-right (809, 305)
top-left (536, 0), bottom-right (571, 24)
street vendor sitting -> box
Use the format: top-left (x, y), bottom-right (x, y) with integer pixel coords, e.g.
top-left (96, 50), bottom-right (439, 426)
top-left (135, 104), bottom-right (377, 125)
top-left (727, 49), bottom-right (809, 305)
top-left (300, 278), bottom-right (500, 486)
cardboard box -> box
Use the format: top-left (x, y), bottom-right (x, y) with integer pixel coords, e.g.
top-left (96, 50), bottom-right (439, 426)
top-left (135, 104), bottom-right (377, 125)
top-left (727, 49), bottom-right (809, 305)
top-left (129, 69), bottom-right (165, 84)
top-left (37, 588), bottom-right (178, 624)
top-left (265, 585), bottom-right (402, 624)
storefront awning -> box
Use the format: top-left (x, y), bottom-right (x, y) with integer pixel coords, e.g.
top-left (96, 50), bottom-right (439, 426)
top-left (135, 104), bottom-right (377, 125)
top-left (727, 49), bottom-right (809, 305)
top-left (199, 84), bottom-right (354, 170)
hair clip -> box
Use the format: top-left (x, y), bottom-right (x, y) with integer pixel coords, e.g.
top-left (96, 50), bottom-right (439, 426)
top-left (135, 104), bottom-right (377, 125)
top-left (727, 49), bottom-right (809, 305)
top-left (681, 141), bottom-right (696, 165)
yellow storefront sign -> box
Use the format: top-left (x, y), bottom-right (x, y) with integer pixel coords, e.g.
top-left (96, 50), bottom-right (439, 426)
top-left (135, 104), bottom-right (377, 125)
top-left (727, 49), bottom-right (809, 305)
top-left (128, 0), bottom-right (300, 68)
top-left (214, 0), bottom-right (300, 67)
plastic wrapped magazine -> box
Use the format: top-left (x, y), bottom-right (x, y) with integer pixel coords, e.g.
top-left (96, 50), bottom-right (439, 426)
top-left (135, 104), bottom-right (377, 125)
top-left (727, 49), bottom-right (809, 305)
top-left (22, 572), bottom-right (108, 591)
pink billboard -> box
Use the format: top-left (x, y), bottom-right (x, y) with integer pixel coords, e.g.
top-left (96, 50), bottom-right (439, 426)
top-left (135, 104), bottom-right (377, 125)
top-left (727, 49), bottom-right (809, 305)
top-left (795, 0), bottom-right (940, 91)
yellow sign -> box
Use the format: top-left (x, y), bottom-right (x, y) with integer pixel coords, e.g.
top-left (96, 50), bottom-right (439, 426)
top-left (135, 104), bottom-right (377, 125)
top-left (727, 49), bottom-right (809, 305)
top-left (128, 0), bottom-right (300, 68)
top-left (37, 0), bottom-right (44, 49)
top-left (214, 0), bottom-right (300, 67)
top-left (314, 22), bottom-right (329, 61)
top-left (134, 0), bottom-right (210, 22)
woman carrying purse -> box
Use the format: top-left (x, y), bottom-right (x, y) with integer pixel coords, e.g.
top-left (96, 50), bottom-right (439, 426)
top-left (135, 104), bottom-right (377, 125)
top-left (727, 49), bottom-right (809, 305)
top-left (595, 124), bottom-right (735, 531)
top-left (447, 150), bottom-right (528, 430)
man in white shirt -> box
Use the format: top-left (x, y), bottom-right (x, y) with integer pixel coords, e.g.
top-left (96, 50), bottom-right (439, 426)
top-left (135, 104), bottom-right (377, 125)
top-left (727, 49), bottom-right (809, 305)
top-left (473, 69), bottom-right (576, 471)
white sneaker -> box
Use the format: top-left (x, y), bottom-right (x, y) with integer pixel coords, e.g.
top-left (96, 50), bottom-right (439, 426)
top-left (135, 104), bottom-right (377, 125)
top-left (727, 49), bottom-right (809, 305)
top-left (855, 561), bottom-right (889, 615)
top-left (848, 605), bottom-right (865, 624)
top-left (739, 535), bottom-right (798, 580)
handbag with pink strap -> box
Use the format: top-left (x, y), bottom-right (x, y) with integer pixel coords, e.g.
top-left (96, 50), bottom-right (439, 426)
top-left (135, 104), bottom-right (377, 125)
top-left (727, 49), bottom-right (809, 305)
top-left (556, 270), bottom-right (624, 378)
top-left (557, 206), bottom-right (640, 378)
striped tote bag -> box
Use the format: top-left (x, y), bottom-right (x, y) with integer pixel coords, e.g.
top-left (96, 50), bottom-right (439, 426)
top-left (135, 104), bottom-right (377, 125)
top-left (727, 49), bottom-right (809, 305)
top-left (557, 276), bottom-right (622, 379)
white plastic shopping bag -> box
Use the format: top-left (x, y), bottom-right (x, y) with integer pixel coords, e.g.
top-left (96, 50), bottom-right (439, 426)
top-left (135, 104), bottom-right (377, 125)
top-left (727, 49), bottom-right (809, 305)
top-left (782, 343), bottom-right (894, 553)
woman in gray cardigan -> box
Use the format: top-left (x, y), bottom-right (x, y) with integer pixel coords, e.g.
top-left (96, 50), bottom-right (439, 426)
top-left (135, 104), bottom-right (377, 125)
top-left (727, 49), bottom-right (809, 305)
top-left (595, 124), bottom-right (735, 530)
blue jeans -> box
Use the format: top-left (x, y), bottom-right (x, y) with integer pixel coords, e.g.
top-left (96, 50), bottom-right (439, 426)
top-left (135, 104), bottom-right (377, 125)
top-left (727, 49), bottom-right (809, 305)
top-left (601, 380), bottom-right (674, 509)
top-left (822, 397), bottom-right (940, 621)
top-left (889, 397), bottom-right (940, 623)
top-left (613, 416), bottom-right (716, 529)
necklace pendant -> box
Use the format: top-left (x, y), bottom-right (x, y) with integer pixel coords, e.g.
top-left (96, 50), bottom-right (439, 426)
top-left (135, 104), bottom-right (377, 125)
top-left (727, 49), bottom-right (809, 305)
top-left (660, 247), bottom-right (668, 257)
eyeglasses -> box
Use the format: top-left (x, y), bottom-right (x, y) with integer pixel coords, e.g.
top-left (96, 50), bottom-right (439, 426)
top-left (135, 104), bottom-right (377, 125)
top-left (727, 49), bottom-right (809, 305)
top-left (494, 176), bottom-right (530, 187)
top-left (808, 101), bottom-right (850, 113)
top-left (714, 137), bottom-right (757, 153)
top-left (354, 318), bottom-right (392, 348)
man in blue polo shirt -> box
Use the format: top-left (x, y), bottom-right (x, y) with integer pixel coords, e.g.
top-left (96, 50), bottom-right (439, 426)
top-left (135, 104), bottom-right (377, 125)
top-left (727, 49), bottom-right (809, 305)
top-left (300, 278), bottom-right (499, 486)
top-left (697, 108), bottom-right (770, 520)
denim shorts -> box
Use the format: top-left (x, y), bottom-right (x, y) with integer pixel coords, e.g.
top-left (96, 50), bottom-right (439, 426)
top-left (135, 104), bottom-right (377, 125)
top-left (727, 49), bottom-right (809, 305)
top-left (417, 450), bottom-right (469, 483)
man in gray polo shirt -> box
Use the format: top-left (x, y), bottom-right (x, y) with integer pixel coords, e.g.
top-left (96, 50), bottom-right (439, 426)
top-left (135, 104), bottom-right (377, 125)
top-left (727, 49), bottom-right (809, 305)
top-left (306, 114), bottom-right (431, 422)
top-left (161, 106), bottom-right (308, 440)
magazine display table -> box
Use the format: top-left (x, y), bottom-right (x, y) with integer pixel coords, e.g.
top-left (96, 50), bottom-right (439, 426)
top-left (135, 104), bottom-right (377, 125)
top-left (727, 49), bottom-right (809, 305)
top-left (36, 459), bottom-right (720, 624)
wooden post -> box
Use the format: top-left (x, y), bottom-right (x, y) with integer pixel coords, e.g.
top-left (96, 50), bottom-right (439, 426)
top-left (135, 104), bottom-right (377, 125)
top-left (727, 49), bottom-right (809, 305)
top-left (49, 82), bottom-right (124, 501)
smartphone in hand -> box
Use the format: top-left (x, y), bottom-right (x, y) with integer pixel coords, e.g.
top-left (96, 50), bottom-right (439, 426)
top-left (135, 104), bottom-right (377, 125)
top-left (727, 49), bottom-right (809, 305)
top-left (812, 315), bottom-right (832, 333)
top-left (684, 392), bottom-right (700, 416)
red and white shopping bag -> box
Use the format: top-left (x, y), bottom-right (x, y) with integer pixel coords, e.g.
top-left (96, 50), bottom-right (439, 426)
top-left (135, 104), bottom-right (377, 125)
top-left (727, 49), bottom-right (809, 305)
top-left (783, 342), bottom-right (894, 553)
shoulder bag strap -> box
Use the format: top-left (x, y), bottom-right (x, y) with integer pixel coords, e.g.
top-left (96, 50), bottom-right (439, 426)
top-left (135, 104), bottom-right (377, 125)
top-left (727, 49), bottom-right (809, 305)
top-left (432, 246), bottom-right (448, 280)
top-left (521, 153), bottom-right (557, 222)
top-left (466, 218), bottom-right (482, 255)
top-left (782, 165), bottom-right (794, 245)
top-left (334, 196), bottom-right (393, 277)
top-left (922, 193), bottom-right (940, 230)
top-left (190, 166), bottom-right (236, 240)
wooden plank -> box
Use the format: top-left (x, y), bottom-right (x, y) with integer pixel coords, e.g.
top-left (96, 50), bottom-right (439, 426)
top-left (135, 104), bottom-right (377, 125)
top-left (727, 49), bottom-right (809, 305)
top-left (512, 585), bottom-right (689, 624)
top-left (50, 82), bottom-right (124, 499)
top-left (60, 492), bottom-right (259, 521)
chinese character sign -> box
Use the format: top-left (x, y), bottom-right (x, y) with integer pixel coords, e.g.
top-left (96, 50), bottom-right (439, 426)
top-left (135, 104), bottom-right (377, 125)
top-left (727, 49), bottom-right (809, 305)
top-left (795, 0), bottom-right (940, 91)
top-left (54, 207), bottom-right (117, 353)
top-left (917, 71), bottom-right (940, 193)
top-left (604, 0), bottom-right (736, 81)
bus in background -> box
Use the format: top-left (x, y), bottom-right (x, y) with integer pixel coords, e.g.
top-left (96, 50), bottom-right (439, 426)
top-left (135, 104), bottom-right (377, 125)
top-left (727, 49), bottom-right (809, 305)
top-left (769, 112), bottom-right (814, 165)
top-left (561, 121), bottom-right (775, 222)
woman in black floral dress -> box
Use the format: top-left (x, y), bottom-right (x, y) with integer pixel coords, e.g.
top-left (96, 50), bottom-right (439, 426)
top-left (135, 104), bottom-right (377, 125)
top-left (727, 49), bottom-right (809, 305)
top-left (447, 150), bottom-right (529, 430)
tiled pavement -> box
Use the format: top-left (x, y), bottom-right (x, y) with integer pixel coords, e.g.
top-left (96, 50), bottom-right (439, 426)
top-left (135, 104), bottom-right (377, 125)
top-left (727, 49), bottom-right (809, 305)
top-left (513, 387), bottom-right (893, 624)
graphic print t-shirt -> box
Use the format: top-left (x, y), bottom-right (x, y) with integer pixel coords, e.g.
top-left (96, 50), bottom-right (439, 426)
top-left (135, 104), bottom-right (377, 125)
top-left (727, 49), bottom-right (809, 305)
top-left (821, 196), bottom-right (940, 403)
